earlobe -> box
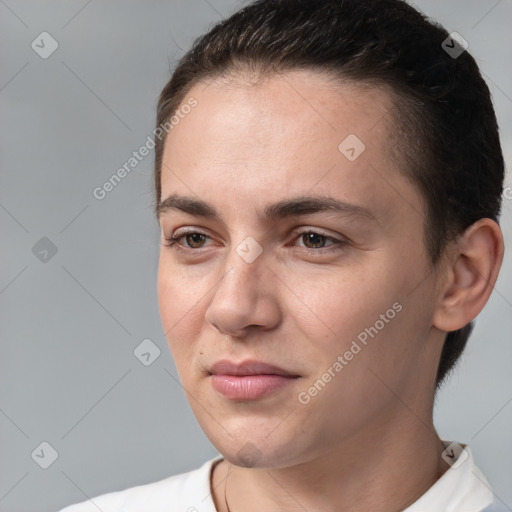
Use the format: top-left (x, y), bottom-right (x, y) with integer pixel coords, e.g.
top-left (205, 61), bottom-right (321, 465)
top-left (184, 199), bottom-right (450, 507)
top-left (432, 218), bottom-right (504, 333)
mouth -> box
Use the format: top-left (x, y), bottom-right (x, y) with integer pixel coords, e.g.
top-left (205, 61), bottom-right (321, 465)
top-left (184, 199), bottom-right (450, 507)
top-left (208, 359), bottom-right (301, 400)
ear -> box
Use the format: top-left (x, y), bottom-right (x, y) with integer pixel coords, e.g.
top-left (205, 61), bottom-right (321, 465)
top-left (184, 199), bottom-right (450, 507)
top-left (432, 218), bottom-right (505, 332)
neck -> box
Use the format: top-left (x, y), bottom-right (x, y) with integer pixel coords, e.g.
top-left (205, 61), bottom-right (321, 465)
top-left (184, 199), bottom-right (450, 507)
top-left (212, 407), bottom-right (448, 512)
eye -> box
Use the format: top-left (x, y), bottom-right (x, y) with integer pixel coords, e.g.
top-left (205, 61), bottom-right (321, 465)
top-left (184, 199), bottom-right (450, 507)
top-left (293, 229), bottom-right (346, 254)
top-left (161, 228), bottom-right (212, 250)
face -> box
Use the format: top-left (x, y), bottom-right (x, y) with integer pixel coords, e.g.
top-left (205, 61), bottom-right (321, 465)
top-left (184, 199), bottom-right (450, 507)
top-left (157, 70), bottom-right (444, 468)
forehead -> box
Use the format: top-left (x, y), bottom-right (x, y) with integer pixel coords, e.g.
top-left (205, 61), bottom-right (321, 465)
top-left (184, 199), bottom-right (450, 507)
top-left (160, 69), bottom-right (423, 228)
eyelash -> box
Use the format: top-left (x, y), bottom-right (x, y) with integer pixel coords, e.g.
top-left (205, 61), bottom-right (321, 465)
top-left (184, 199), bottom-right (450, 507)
top-left (161, 228), bottom-right (346, 255)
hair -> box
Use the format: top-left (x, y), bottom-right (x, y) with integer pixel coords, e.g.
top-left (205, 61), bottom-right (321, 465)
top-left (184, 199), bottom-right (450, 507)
top-left (153, 0), bottom-right (504, 388)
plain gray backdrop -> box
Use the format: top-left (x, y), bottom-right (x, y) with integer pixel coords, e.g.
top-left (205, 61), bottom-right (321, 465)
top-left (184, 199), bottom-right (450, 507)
top-left (1, 1), bottom-right (511, 511)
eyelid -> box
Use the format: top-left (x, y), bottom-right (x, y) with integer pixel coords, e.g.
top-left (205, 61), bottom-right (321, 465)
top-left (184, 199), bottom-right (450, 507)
top-left (294, 226), bottom-right (344, 241)
top-left (167, 225), bottom-right (343, 240)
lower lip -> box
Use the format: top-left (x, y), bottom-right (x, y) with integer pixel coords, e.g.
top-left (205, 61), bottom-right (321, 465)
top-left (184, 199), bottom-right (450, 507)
top-left (210, 374), bottom-right (298, 400)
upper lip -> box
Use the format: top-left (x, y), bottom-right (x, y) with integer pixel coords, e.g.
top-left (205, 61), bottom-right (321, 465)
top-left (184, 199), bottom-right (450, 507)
top-left (209, 359), bottom-right (299, 377)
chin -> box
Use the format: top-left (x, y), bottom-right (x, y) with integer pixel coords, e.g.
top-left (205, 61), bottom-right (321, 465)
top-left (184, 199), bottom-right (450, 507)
top-left (208, 428), bottom-right (310, 470)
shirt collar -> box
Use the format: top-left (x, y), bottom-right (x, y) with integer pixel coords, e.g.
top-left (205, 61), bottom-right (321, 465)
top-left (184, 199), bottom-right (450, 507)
top-left (404, 440), bottom-right (494, 512)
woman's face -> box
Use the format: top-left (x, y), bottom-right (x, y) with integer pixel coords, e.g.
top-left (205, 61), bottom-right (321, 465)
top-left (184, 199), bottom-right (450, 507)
top-left (157, 70), bottom-right (443, 468)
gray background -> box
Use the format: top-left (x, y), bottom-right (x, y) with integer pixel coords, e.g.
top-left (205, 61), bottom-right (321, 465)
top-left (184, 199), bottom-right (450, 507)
top-left (0, 1), bottom-right (511, 511)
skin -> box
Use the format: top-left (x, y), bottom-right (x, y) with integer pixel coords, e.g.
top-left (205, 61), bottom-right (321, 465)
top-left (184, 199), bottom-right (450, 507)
top-left (156, 69), bottom-right (504, 512)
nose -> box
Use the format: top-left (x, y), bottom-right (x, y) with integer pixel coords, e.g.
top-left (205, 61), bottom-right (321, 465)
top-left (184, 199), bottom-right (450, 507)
top-left (204, 248), bottom-right (281, 339)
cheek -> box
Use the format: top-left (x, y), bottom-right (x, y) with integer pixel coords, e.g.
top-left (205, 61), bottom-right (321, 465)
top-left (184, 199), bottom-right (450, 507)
top-left (157, 260), bottom-right (205, 359)
top-left (288, 264), bottom-right (398, 349)
top-left (289, 261), bottom-right (418, 401)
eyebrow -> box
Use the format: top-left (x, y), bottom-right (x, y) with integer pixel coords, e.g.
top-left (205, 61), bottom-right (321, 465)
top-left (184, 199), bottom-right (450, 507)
top-left (157, 193), bottom-right (380, 225)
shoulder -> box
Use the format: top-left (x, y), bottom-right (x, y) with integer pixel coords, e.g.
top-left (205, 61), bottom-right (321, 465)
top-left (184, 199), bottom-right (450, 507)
top-left (56, 456), bottom-right (222, 512)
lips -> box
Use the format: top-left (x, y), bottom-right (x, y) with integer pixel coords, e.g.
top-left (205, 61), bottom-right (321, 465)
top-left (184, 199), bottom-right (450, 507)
top-left (209, 359), bottom-right (299, 377)
top-left (208, 359), bottom-right (300, 400)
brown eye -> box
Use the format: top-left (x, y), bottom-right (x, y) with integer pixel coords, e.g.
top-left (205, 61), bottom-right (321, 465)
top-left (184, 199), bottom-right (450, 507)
top-left (300, 232), bottom-right (329, 249)
top-left (162, 230), bottom-right (213, 251)
top-left (183, 233), bottom-right (207, 248)
top-left (294, 229), bottom-right (346, 255)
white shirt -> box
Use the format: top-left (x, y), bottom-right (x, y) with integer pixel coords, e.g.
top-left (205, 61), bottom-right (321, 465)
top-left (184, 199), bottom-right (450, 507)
top-left (58, 441), bottom-right (506, 512)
